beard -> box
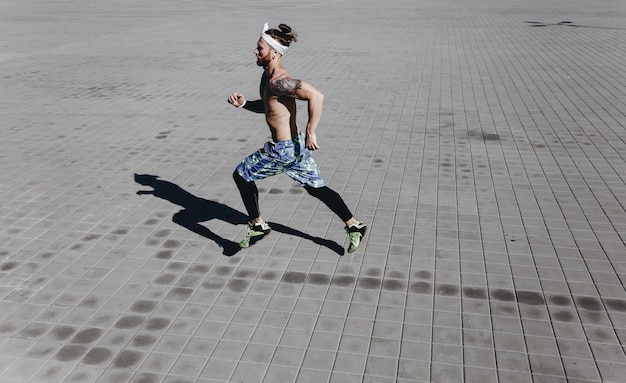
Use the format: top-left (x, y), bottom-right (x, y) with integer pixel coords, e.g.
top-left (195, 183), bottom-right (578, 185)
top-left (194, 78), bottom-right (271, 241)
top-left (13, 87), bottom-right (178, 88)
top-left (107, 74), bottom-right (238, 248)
top-left (256, 53), bottom-right (272, 67)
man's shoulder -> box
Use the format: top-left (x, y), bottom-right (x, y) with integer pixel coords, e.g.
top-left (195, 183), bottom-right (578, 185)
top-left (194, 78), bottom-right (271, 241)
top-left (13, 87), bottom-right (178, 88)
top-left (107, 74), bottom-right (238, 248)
top-left (269, 74), bottom-right (302, 97)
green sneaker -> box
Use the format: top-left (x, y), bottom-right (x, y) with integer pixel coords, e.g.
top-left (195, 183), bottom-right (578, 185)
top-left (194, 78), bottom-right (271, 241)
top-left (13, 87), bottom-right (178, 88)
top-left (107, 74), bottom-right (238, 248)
top-left (345, 221), bottom-right (367, 253)
top-left (239, 221), bottom-right (271, 248)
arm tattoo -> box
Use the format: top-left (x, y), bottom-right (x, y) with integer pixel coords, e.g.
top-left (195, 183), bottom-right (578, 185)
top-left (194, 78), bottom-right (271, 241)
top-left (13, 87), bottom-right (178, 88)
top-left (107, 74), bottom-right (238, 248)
top-left (271, 77), bottom-right (302, 97)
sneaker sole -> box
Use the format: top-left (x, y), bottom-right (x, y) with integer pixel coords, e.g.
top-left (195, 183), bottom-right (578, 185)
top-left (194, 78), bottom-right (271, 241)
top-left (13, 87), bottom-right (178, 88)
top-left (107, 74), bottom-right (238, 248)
top-left (240, 230), bottom-right (271, 248)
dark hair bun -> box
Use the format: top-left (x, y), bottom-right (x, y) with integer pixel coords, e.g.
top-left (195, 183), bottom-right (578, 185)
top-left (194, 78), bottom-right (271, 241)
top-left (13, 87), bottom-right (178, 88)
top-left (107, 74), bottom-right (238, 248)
top-left (274, 24), bottom-right (298, 45)
top-left (279, 24), bottom-right (292, 34)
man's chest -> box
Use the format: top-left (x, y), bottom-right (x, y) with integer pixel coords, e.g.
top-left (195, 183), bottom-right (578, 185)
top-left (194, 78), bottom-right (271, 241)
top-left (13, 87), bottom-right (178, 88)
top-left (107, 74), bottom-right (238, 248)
top-left (260, 78), bottom-right (281, 99)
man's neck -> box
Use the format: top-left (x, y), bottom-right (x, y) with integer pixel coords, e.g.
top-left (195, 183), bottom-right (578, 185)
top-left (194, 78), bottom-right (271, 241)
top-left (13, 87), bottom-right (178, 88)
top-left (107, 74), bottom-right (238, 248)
top-left (264, 59), bottom-right (282, 78)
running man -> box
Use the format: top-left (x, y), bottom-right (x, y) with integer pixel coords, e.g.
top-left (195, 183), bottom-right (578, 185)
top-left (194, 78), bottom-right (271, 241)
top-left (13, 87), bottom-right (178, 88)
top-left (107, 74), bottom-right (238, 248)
top-left (228, 22), bottom-right (366, 252)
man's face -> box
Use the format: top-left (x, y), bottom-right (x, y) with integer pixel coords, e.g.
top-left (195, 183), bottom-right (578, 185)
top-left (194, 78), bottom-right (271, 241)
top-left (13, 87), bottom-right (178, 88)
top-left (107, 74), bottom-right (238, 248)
top-left (254, 38), bottom-right (272, 67)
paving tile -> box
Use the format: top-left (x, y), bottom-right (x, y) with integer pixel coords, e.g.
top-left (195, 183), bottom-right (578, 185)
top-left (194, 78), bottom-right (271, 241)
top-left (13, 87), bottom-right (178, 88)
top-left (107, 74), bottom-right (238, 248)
top-left (465, 366), bottom-right (498, 383)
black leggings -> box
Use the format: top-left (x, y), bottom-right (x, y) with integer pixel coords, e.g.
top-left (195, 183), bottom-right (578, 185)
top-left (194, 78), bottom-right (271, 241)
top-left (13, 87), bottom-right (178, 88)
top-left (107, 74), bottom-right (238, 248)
top-left (233, 170), bottom-right (353, 222)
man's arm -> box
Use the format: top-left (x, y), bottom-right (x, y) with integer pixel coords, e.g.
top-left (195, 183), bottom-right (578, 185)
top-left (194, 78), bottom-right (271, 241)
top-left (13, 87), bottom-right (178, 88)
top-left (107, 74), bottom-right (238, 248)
top-left (227, 93), bottom-right (265, 113)
top-left (272, 77), bottom-right (324, 150)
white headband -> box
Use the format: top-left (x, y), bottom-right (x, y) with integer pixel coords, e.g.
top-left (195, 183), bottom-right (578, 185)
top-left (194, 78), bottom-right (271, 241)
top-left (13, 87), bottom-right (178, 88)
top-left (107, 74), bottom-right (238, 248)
top-left (261, 22), bottom-right (288, 56)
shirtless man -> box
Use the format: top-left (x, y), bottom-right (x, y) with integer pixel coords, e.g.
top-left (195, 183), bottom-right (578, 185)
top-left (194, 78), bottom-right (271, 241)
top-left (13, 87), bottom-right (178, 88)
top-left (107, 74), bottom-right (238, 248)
top-left (228, 23), bottom-right (366, 252)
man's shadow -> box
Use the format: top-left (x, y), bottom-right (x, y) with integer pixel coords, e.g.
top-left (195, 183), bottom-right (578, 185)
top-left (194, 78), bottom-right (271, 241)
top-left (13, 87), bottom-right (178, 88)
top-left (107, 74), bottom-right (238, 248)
top-left (134, 174), bottom-right (344, 256)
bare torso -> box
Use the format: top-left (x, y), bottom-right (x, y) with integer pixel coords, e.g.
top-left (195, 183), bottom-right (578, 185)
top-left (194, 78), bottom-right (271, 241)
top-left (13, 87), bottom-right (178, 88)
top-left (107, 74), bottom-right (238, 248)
top-left (261, 71), bottom-right (299, 142)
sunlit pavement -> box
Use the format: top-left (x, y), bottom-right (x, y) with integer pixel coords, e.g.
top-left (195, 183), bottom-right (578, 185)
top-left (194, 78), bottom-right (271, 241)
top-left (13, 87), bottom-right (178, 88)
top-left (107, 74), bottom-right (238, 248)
top-left (1, 0), bottom-right (626, 382)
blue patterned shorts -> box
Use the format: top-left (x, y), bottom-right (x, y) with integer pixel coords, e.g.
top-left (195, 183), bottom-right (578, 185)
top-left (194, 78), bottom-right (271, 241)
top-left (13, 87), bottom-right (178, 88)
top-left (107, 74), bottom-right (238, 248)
top-left (236, 133), bottom-right (325, 188)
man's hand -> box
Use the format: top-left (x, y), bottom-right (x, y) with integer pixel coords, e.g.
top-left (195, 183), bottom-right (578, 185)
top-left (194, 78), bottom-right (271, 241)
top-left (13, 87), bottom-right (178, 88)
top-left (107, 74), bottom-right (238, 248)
top-left (228, 93), bottom-right (246, 108)
top-left (306, 132), bottom-right (320, 151)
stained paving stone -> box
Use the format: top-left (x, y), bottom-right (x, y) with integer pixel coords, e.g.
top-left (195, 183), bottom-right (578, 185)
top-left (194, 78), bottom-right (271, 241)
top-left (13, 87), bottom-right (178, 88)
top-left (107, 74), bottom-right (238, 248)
top-left (1, 0), bottom-right (626, 382)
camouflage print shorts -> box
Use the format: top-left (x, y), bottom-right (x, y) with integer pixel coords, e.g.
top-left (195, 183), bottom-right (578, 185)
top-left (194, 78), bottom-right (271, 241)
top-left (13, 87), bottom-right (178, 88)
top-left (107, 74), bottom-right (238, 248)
top-left (236, 133), bottom-right (325, 188)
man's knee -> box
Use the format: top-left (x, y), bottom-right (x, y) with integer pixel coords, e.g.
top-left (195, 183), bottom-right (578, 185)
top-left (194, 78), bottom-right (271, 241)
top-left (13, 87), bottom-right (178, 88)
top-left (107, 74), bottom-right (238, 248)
top-left (233, 169), bottom-right (245, 184)
top-left (304, 184), bottom-right (324, 197)
top-left (234, 170), bottom-right (258, 192)
top-left (305, 185), bottom-right (338, 200)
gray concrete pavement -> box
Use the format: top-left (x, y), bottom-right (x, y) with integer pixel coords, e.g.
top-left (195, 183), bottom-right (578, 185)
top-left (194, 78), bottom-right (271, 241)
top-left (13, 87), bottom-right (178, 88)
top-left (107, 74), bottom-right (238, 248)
top-left (1, 0), bottom-right (626, 382)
